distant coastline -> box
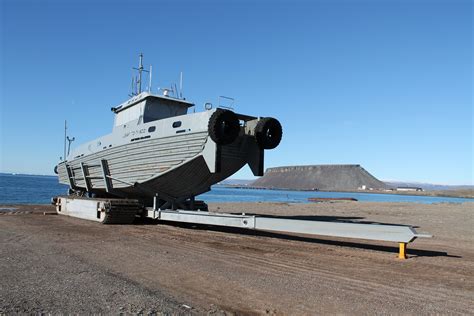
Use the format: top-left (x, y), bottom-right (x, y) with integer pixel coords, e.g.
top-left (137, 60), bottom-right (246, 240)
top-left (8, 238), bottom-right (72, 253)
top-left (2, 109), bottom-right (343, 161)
top-left (220, 164), bottom-right (474, 199)
top-left (2, 173), bottom-right (473, 200)
top-left (1, 173), bottom-right (472, 205)
top-left (221, 184), bottom-right (474, 199)
top-left (0, 172), bottom-right (56, 178)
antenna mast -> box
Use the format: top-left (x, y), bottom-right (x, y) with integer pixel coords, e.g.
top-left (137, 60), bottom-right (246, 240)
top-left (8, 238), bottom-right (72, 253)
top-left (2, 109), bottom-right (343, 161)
top-left (132, 53), bottom-right (149, 96)
top-left (149, 65), bottom-right (153, 93)
top-left (138, 53), bottom-right (144, 94)
top-left (63, 120), bottom-right (67, 161)
top-left (180, 71), bottom-right (183, 98)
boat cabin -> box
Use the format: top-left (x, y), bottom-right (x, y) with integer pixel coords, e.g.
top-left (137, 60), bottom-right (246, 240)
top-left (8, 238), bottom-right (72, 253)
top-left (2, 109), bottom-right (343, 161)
top-left (111, 92), bottom-right (194, 130)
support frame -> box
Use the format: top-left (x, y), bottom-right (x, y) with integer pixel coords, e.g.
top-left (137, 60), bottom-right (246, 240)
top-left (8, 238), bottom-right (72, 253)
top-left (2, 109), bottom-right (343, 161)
top-left (146, 208), bottom-right (432, 247)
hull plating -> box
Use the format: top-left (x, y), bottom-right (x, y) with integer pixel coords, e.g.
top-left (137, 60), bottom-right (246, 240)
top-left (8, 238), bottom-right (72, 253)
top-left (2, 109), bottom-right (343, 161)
top-left (58, 131), bottom-right (253, 199)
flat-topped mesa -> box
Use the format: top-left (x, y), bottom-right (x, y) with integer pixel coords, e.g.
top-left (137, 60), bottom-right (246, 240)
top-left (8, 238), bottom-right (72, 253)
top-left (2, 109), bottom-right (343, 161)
top-left (265, 164), bottom-right (362, 173)
top-left (252, 164), bottom-right (388, 191)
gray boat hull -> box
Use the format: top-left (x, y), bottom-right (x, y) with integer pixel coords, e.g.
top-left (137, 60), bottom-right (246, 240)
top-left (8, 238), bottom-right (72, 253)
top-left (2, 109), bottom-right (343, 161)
top-left (57, 129), bottom-right (262, 203)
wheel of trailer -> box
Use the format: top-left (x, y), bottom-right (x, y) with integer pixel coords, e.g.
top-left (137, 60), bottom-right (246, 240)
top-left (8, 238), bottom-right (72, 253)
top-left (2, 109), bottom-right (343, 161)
top-left (185, 200), bottom-right (208, 212)
top-left (87, 191), bottom-right (95, 198)
top-left (208, 109), bottom-right (240, 145)
top-left (254, 117), bottom-right (283, 149)
top-left (98, 201), bottom-right (139, 224)
top-left (100, 211), bottom-right (137, 224)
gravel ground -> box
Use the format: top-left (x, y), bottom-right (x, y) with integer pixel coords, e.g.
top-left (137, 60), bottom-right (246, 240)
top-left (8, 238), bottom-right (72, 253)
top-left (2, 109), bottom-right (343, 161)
top-left (0, 202), bottom-right (473, 314)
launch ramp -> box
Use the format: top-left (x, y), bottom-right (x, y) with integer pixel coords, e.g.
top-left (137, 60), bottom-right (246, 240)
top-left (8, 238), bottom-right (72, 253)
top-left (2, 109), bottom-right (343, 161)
top-left (53, 195), bottom-right (431, 259)
top-left (146, 208), bottom-right (432, 259)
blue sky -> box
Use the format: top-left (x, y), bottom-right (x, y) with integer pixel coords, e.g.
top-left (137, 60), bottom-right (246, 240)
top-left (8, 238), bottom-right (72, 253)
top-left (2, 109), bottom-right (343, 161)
top-left (1, 0), bottom-right (472, 184)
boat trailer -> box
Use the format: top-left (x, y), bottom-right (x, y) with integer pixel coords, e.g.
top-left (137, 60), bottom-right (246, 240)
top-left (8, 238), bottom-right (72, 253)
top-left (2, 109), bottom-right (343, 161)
top-left (53, 196), bottom-right (432, 259)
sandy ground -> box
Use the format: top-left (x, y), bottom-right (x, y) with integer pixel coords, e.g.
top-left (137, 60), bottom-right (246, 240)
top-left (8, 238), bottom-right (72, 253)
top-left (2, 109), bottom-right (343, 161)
top-left (0, 201), bottom-right (473, 315)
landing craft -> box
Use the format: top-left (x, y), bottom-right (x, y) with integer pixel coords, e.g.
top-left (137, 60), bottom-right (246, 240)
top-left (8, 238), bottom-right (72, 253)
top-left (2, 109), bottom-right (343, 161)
top-left (55, 54), bottom-right (283, 214)
top-left (53, 55), bottom-right (429, 258)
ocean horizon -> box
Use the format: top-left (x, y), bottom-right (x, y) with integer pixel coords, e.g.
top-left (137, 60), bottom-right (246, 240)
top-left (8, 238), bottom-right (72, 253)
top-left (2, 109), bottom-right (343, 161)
top-left (0, 173), bottom-right (473, 205)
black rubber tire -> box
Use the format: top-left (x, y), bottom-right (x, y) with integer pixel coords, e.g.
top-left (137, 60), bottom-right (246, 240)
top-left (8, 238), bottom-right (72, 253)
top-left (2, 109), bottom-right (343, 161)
top-left (208, 109), bottom-right (240, 145)
top-left (102, 210), bottom-right (137, 224)
top-left (255, 117), bottom-right (283, 149)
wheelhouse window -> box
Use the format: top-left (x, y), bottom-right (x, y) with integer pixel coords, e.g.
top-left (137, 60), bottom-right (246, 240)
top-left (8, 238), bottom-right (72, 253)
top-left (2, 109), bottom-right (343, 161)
top-left (112, 96), bottom-right (192, 128)
top-left (143, 98), bottom-right (189, 123)
top-left (115, 101), bottom-right (144, 126)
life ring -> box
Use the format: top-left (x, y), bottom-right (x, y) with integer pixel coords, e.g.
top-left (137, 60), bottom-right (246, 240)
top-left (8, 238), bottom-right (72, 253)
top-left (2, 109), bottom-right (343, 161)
top-left (208, 109), bottom-right (240, 145)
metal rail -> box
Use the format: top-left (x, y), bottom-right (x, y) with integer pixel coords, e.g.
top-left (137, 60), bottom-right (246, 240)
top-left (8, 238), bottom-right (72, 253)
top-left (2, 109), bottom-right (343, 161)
top-left (146, 208), bottom-right (432, 259)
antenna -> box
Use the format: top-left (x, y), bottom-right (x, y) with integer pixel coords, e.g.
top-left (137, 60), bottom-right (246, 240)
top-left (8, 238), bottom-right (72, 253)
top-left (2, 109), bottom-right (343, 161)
top-left (63, 120), bottom-right (67, 161)
top-left (179, 71), bottom-right (183, 98)
top-left (129, 72), bottom-right (134, 97)
top-left (138, 53), bottom-right (143, 94)
top-left (131, 53), bottom-right (149, 96)
top-left (149, 65), bottom-right (153, 93)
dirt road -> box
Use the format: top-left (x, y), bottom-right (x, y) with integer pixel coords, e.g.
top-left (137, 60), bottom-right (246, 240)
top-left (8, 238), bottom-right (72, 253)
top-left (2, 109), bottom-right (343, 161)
top-left (1, 202), bottom-right (473, 314)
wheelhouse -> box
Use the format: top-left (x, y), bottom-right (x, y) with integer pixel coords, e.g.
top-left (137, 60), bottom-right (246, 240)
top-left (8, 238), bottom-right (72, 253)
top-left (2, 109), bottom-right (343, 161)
top-left (111, 92), bottom-right (194, 129)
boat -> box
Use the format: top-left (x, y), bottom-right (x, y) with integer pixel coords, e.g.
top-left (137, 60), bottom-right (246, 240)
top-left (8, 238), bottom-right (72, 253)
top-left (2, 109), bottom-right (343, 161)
top-left (55, 54), bottom-right (282, 210)
top-left (52, 55), bottom-right (431, 258)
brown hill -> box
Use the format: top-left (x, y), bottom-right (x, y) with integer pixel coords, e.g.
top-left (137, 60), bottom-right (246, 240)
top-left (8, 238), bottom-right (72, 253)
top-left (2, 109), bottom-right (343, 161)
top-left (251, 164), bottom-right (388, 191)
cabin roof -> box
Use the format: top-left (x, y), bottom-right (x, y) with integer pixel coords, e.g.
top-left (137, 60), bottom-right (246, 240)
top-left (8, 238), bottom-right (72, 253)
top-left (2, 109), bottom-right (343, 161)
top-left (111, 92), bottom-right (194, 114)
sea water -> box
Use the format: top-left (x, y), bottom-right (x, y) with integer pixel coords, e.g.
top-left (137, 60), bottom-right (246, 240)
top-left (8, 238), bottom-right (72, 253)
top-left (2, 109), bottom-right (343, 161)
top-left (0, 173), bottom-right (472, 205)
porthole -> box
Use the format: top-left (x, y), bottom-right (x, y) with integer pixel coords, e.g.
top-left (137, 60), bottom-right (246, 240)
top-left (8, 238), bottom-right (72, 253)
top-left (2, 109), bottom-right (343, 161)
top-left (172, 121), bottom-right (182, 128)
top-left (148, 126), bottom-right (156, 132)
